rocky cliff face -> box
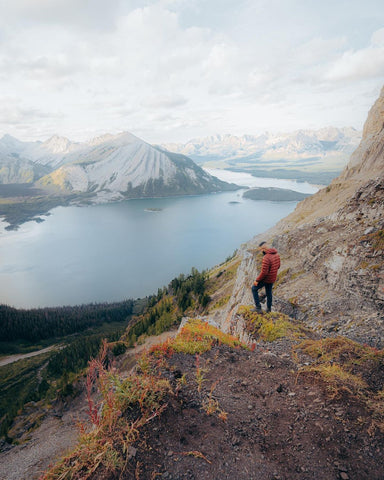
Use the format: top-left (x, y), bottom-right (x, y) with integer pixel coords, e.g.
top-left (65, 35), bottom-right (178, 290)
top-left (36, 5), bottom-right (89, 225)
top-left (218, 87), bottom-right (384, 347)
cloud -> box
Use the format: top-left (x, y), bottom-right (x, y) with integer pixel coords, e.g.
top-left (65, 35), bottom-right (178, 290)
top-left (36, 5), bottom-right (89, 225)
top-left (0, 99), bottom-right (63, 132)
top-left (0, 0), bottom-right (123, 31)
top-left (0, 1), bottom-right (383, 142)
top-left (324, 28), bottom-right (384, 82)
top-left (142, 95), bottom-right (188, 109)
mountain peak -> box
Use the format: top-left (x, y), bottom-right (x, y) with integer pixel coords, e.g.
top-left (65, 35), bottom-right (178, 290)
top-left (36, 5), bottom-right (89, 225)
top-left (0, 134), bottom-right (24, 151)
top-left (88, 131), bottom-right (142, 147)
top-left (42, 135), bottom-right (74, 154)
top-left (362, 86), bottom-right (384, 140)
top-left (342, 86), bottom-right (384, 179)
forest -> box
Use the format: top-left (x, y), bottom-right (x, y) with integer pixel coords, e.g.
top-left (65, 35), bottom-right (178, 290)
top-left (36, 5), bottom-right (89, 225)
top-left (123, 267), bottom-right (210, 345)
top-left (0, 300), bottom-right (135, 346)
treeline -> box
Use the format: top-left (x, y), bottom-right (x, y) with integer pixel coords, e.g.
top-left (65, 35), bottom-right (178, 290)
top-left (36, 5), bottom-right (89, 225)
top-left (124, 267), bottom-right (210, 345)
top-left (0, 300), bottom-right (135, 343)
top-left (170, 266), bottom-right (210, 310)
top-left (47, 328), bottom-right (123, 378)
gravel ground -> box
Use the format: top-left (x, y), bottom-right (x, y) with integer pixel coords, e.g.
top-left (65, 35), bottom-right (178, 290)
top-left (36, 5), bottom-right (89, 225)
top-left (0, 397), bottom-right (87, 480)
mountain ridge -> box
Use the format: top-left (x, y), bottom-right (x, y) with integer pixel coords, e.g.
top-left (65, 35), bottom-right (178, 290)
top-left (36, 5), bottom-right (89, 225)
top-left (0, 131), bottom-right (237, 198)
top-left (161, 128), bottom-right (361, 178)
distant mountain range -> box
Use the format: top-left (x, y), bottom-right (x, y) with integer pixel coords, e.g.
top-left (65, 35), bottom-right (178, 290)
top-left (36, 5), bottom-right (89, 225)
top-left (0, 132), bottom-right (237, 202)
top-left (161, 127), bottom-right (362, 184)
top-left (0, 127), bottom-right (362, 208)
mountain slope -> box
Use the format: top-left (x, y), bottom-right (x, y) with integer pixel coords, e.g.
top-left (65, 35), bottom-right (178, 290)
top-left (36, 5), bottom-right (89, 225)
top-left (37, 133), bottom-right (236, 198)
top-left (218, 87), bottom-right (384, 346)
top-left (0, 155), bottom-right (50, 184)
top-left (0, 135), bottom-right (52, 183)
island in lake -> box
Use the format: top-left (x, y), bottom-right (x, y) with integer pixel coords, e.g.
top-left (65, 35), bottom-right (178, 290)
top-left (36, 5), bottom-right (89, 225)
top-left (243, 187), bottom-right (312, 202)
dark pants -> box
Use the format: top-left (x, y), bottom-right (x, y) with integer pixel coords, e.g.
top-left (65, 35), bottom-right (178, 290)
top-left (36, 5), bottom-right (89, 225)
top-left (252, 281), bottom-right (273, 310)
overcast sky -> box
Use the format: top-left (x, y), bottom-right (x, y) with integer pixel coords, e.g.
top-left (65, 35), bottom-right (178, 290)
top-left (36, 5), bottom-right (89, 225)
top-left (0, 0), bottom-right (383, 144)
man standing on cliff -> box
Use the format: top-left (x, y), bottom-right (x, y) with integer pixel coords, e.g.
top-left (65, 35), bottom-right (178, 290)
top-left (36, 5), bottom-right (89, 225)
top-left (252, 241), bottom-right (281, 313)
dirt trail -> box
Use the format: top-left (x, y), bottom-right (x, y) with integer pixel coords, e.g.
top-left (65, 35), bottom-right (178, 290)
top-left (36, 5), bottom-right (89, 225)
top-left (0, 345), bottom-right (58, 367)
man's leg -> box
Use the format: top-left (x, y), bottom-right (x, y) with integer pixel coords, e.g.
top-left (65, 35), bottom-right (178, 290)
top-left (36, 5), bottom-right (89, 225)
top-left (265, 283), bottom-right (273, 311)
top-left (252, 282), bottom-right (265, 311)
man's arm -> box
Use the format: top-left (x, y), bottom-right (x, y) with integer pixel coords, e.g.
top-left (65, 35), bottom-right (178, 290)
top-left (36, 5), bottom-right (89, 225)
top-left (255, 256), bottom-right (270, 283)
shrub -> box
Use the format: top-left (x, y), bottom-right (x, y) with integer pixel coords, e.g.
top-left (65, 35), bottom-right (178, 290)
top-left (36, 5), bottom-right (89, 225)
top-left (149, 319), bottom-right (245, 357)
top-left (41, 341), bottom-right (170, 480)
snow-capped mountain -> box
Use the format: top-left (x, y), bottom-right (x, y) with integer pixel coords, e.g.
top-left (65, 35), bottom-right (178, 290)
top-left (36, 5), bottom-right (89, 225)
top-left (161, 128), bottom-right (361, 172)
top-left (0, 132), bottom-right (236, 199)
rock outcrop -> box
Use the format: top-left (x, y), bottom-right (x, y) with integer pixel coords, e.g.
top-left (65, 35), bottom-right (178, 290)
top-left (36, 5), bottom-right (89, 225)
top-left (219, 87), bottom-right (384, 347)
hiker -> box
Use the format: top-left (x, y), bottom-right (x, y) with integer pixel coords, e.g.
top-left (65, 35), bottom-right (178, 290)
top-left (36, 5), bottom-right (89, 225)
top-left (252, 241), bottom-right (280, 313)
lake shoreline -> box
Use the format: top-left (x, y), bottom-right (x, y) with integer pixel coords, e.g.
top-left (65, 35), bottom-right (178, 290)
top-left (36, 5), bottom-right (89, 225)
top-left (0, 170), bottom-right (320, 231)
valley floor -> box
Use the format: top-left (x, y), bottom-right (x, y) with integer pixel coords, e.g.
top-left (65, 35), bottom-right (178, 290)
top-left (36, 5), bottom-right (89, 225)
top-left (0, 390), bottom-right (88, 480)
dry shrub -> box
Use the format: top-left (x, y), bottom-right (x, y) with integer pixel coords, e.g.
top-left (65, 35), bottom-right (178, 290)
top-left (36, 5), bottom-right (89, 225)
top-left (40, 341), bottom-right (170, 480)
top-left (297, 336), bottom-right (384, 367)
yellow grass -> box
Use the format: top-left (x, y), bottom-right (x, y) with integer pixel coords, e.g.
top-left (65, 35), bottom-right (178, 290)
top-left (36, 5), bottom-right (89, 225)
top-left (150, 319), bottom-right (245, 356)
top-left (239, 306), bottom-right (306, 342)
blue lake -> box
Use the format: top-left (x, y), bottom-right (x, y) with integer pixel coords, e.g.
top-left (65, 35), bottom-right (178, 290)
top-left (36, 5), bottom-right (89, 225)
top-left (0, 180), bottom-right (307, 308)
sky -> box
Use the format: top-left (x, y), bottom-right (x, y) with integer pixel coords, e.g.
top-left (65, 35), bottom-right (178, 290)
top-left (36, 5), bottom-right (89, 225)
top-left (0, 0), bottom-right (383, 144)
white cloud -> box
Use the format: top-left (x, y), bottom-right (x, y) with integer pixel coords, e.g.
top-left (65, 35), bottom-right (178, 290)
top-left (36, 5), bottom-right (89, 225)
top-left (0, 0), bottom-right (383, 142)
top-left (324, 28), bottom-right (384, 82)
top-left (142, 95), bottom-right (188, 108)
top-left (0, 0), bottom-right (123, 30)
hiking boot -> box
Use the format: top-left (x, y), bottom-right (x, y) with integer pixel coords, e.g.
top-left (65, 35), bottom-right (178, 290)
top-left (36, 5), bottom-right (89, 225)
top-left (252, 306), bottom-right (263, 314)
top-left (259, 294), bottom-right (266, 304)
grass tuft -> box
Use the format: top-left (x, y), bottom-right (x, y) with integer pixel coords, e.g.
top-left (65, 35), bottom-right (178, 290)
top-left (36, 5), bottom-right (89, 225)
top-left (239, 306), bottom-right (306, 342)
top-left (149, 319), bottom-right (245, 356)
top-left (296, 337), bottom-right (384, 366)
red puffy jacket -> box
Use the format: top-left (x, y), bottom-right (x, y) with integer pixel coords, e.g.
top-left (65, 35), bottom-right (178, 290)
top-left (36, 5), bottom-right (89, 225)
top-left (256, 248), bottom-right (281, 283)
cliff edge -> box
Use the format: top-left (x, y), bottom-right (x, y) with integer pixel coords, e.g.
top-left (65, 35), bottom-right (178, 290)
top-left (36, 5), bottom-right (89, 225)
top-left (219, 87), bottom-right (384, 346)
